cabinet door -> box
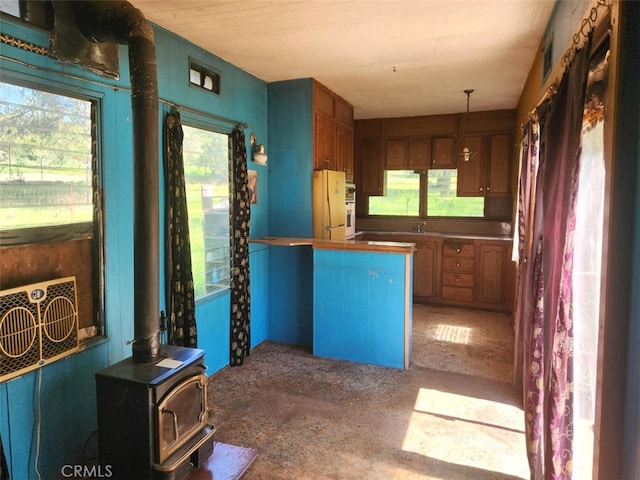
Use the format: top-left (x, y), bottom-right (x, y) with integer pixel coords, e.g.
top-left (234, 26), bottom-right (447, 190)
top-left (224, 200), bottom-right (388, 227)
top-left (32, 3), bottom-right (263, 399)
top-left (408, 137), bottom-right (430, 170)
top-left (486, 134), bottom-right (511, 196)
top-left (431, 137), bottom-right (456, 168)
top-left (386, 139), bottom-right (408, 169)
top-left (414, 240), bottom-right (439, 298)
top-left (337, 124), bottom-right (354, 182)
top-left (476, 243), bottom-right (508, 305)
top-left (457, 135), bottom-right (485, 196)
top-left (314, 112), bottom-right (336, 170)
top-left (361, 138), bottom-right (384, 195)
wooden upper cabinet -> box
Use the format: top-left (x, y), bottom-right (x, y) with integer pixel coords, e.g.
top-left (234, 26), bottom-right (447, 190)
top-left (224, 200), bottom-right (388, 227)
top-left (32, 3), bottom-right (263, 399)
top-left (361, 138), bottom-right (384, 195)
top-left (334, 96), bottom-right (353, 127)
top-left (486, 134), bottom-right (511, 196)
top-left (314, 112), bottom-right (337, 170)
top-left (337, 124), bottom-right (354, 181)
top-left (431, 137), bottom-right (456, 168)
top-left (314, 82), bottom-right (335, 117)
top-left (386, 137), bottom-right (431, 170)
top-left (457, 133), bottom-right (512, 197)
top-left (386, 138), bottom-right (407, 169)
top-left (312, 81), bottom-right (354, 176)
top-left (408, 137), bottom-right (430, 170)
top-left (457, 135), bottom-right (486, 196)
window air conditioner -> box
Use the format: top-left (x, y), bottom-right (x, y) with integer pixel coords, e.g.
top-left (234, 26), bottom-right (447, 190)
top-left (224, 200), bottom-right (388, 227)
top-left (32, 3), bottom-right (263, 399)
top-left (0, 277), bottom-right (79, 383)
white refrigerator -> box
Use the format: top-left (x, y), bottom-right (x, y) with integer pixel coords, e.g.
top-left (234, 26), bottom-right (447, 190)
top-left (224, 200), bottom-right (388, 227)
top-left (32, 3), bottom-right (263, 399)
top-left (312, 170), bottom-right (346, 240)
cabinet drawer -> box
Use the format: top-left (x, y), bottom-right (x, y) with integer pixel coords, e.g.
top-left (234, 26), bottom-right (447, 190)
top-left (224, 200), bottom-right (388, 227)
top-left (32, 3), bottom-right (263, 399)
top-left (442, 272), bottom-right (474, 288)
top-left (442, 256), bottom-right (474, 273)
top-left (442, 243), bottom-right (475, 257)
top-left (441, 286), bottom-right (474, 302)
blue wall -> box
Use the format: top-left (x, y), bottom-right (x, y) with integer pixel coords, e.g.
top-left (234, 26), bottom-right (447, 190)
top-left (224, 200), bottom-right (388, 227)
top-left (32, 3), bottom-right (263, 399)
top-left (313, 249), bottom-right (412, 369)
top-left (0, 18), bottom-right (268, 480)
top-left (264, 79), bottom-right (315, 346)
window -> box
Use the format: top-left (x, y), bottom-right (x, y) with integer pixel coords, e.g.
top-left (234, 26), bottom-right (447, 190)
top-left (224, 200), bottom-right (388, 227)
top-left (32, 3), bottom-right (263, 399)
top-left (0, 82), bottom-right (94, 231)
top-left (427, 169), bottom-right (484, 217)
top-left (0, 80), bottom-right (103, 340)
top-left (369, 170), bottom-right (420, 216)
top-left (367, 168), bottom-right (484, 217)
top-left (182, 125), bottom-right (230, 299)
top-left (189, 61), bottom-right (221, 95)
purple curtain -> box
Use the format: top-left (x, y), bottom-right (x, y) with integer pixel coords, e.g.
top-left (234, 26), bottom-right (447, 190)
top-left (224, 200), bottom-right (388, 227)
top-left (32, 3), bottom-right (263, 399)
top-left (512, 121), bottom-right (540, 388)
top-left (519, 35), bottom-right (592, 479)
top-left (229, 128), bottom-right (251, 366)
top-left (164, 110), bottom-right (197, 347)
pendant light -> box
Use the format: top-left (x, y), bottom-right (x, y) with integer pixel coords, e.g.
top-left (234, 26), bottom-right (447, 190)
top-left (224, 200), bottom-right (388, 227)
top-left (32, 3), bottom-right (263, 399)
top-left (461, 89), bottom-right (477, 162)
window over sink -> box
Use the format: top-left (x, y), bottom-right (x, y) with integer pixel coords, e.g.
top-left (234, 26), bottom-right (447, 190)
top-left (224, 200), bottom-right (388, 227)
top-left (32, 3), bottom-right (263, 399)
top-left (367, 169), bottom-right (484, 218)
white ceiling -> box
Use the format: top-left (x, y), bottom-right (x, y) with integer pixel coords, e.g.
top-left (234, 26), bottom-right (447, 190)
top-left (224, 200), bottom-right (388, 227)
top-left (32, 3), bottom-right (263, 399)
top-left (130, 0), bottom-right (556, 119)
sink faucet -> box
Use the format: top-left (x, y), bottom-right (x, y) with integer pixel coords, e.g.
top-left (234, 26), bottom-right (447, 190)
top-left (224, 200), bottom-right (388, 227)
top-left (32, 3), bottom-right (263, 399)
top-left (416, 221), bottom-right (427, 232)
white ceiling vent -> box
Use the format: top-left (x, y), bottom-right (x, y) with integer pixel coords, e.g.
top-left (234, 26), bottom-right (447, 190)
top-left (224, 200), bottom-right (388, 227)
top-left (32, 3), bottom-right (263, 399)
top-left (0, 277), bottom-right (79, 383)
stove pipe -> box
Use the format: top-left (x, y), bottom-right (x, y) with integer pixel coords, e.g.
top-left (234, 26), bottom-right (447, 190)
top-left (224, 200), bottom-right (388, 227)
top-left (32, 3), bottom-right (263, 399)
top-left (70, 1), bottom-right (160, 363)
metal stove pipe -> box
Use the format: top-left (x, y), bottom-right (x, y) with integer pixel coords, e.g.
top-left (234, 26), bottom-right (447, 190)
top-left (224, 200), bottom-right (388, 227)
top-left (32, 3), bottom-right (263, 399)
top-left (69, 1), bottom-right (160, 363)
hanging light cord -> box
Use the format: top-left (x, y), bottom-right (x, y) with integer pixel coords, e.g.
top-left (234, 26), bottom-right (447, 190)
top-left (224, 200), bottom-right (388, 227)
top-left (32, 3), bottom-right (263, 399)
top-left (463, 89), bottom-right (474, 133)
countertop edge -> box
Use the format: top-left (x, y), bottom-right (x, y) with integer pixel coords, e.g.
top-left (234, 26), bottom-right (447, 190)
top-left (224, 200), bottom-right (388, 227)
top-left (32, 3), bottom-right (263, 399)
top-left (249, 237), bottom-right (415, 254)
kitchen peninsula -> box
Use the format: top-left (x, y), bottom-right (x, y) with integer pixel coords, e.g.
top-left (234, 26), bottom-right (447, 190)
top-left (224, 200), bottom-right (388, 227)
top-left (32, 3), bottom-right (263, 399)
top-left (251, 237), bottom-right (415, 370)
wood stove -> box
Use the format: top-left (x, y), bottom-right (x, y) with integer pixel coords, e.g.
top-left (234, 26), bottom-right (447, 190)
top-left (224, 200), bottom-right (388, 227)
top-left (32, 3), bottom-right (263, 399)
top-left (96, 345), bottom-right (216, 479)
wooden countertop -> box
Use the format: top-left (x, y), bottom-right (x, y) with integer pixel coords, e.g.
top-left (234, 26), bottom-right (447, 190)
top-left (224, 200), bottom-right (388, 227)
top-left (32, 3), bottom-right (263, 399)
top-left (250, 237), bottom-right (415, 254)
top-left (360, 231), bottom-right (512, 242)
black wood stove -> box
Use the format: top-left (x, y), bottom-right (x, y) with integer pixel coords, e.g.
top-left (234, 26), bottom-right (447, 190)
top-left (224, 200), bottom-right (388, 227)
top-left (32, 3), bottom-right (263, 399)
top-left (96, 344), bottom-right (215, 479)
top-left (68, 2), bottom-right (216, 478)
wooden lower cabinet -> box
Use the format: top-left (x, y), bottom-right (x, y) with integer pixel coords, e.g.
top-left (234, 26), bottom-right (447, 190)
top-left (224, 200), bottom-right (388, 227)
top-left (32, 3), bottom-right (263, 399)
top-left (441, 240), bottom-right (475, 305)
top-left (476, 240), bottom-right (513, 310)
top-left (413, 240), bottom-right (439, 298)
top-left (360, 233), bottom-right (514, 313)
top-left (429, 236), bottom-right (514, 312)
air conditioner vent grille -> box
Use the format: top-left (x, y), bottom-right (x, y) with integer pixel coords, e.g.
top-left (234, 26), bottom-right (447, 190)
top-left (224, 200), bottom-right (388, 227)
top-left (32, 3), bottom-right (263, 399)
top-left (0, 277), bottom-right (79, 383)
top-left (0, 307), bottom-right (38, 358)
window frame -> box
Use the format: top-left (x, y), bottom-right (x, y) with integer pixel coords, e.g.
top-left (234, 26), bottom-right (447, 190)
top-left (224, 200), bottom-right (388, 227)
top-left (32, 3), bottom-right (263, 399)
top-left (366, 168), bottom-right (486, 219)
top-left (0, 80), bottom-right (98, 241)
top-left (179, 117), bottom-right (233, 303)
top-left (0, 76), bottom-right (105, 340)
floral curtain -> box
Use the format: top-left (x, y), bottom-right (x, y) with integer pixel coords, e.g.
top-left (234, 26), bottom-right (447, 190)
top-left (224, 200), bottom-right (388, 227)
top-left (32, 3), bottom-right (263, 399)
top-left (517, 35), bottom-right (592, 480)
top-left (541, 35), bottom-right (591, 479)
top-left (0, 436), bottom-right (8, 480)
top-left (164, 110), bottom-right (197, 347)
top-left (229, 128), bottom-right (251, 365)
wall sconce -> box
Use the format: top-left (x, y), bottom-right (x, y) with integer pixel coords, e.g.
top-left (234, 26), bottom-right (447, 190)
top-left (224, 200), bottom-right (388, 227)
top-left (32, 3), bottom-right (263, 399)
top-left (250, 133), bottom-right (267, 165)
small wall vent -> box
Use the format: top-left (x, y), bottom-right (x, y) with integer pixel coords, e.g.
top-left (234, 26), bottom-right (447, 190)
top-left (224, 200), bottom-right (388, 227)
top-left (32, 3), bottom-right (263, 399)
top-left (0, 277), bottom-right (79, 383)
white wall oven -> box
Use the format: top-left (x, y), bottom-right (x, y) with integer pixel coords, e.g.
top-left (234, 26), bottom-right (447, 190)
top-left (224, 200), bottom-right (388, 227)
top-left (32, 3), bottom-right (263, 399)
top-left (345, 183), bottom-right (356, 239)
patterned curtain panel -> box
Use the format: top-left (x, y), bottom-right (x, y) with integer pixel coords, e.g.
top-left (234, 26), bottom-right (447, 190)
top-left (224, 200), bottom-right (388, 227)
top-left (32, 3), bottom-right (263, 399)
top-left (518, 36), bottom-right (592, 480)
top-left (229, 128), bottom-right (251, 366)
top-left (540, 35), bottom-right (591, 479)
top-left (0, 436), bottom-right (8, 480)
top-left (164, 110), bottom-right (197, 347)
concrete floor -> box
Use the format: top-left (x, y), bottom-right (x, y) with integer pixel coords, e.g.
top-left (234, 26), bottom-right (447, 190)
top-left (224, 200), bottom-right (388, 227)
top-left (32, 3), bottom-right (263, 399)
top-left (206, 305), bottom-right (529, 480)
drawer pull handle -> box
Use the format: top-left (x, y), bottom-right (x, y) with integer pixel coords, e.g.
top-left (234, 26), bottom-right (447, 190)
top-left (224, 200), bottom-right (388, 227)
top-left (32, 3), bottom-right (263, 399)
top-left (456, 248), bottom-right (461, 253)
top-left (456, 263), bottom-right (460, 267)
top-left (455, 276), bottom-right (460, 283)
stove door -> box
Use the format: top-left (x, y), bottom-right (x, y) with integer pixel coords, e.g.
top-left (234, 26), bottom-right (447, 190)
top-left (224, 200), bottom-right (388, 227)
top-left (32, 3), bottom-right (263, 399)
top-left (156, 373), bottom-right (208, 463)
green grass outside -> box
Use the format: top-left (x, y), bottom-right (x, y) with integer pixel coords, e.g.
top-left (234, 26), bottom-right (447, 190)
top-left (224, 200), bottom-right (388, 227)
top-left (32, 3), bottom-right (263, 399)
top-left (369, 169), bottom-right (484, 217)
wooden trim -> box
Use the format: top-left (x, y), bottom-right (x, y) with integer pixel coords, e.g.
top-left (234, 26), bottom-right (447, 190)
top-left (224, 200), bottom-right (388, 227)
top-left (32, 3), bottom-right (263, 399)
top-left (594, 1), bottom-right (630, 478)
